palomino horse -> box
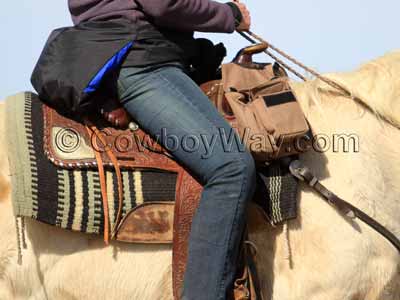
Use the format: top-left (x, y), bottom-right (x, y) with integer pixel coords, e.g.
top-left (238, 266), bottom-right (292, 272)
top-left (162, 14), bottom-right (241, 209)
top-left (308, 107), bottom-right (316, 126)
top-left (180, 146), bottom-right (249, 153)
top-left (0, 52), bottom-right (399, 300)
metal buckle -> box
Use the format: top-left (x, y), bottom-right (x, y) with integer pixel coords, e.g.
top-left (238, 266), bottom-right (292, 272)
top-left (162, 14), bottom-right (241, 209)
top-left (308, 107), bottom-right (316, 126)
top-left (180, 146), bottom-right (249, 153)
top-left (289, 160), bottom-right (318, 187)
top-left (289, 160), bottom-right (306, 181)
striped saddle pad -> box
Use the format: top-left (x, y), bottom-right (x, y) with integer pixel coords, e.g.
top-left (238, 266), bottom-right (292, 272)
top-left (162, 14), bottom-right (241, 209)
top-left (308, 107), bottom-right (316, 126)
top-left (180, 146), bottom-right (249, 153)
top-left (5, 92), bottom-right (298, 241)
top-left (6, 92), bottom-right (178, 237)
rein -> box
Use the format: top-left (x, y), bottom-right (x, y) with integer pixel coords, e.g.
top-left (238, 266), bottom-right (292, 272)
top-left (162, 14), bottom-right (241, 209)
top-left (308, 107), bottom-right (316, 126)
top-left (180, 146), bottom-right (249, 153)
top-left (237, 31), bottom-right (352, 96)
top-left (237, 31), bottom-right (400, 254)
top-left (289, 159), bottom-right (400, 254)
top-left (238, 30), bottom-right (400, 130)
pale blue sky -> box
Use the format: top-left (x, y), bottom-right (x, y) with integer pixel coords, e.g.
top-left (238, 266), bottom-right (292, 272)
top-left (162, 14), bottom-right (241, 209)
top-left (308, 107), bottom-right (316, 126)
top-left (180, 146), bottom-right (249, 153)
top-left (1, 0), bottom-right (399, 100)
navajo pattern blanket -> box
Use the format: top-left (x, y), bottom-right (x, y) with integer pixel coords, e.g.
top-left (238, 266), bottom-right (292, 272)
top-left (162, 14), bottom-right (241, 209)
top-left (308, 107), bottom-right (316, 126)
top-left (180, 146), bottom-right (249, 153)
top-left (256, 164), bottom-right (298, 225)
top-left (5, 92), bottom-right (298, 237)
top-left (6, 92), bottom-right (177, 235)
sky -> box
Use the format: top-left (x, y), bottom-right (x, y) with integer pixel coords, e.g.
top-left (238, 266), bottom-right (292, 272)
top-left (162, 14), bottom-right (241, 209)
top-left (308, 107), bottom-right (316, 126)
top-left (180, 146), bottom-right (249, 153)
top-left (0, 0), bottom-right (399, 100)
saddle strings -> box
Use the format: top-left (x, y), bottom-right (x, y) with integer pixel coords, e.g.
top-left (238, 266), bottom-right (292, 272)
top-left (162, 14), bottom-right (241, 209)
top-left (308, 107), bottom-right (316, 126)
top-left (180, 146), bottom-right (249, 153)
top-left (237, 30), bottom-right (354, 98)
top-left (84, 119), bottom-right (124, 245)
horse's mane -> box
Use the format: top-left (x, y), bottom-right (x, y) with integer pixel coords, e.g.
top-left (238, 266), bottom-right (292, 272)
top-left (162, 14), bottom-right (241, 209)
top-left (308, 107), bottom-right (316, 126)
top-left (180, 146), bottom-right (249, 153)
top-left (291, 50), bottom-right (400, 128)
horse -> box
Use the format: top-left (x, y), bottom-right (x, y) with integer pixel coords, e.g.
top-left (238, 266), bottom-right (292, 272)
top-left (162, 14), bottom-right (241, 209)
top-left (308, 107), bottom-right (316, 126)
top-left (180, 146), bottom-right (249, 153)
top-left (0, 51), bottom-right (399, 300)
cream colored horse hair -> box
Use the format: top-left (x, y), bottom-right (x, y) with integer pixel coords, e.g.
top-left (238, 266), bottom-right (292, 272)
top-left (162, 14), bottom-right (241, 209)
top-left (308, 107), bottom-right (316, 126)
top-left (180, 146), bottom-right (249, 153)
top-left (0, 102), bottom-right (10, 202)
top-left (291, 50), bottom-right (400, 129)
top-left (0, 51), bottom-right (400, 299)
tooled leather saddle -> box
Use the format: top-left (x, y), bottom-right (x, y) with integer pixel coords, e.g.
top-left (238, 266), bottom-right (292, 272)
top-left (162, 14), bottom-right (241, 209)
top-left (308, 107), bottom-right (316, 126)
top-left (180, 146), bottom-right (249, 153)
top-left (43, 44), bottom-right (277, 300)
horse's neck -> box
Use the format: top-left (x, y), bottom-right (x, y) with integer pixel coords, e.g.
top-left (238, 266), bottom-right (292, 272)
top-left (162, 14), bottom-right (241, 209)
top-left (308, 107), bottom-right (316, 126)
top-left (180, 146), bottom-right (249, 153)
top-left (292, 80), bottom-right (400, 223)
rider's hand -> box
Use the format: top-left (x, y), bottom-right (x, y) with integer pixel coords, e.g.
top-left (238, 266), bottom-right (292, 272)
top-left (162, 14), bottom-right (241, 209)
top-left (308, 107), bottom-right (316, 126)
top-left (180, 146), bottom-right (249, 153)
top-left (233, 1), bottom-right (251, 31)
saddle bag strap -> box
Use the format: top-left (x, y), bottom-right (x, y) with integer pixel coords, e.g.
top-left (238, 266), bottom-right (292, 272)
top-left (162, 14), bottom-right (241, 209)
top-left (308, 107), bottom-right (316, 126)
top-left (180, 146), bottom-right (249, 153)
top-left (289, 160), bottom-right (400, 254)
top-left (84, 119), bottom-right (124, 244)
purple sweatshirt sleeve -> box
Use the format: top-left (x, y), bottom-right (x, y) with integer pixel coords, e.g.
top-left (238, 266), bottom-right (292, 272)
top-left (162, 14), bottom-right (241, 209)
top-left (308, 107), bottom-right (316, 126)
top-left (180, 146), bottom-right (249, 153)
top-left (135, 0), bottom-right (236, 33)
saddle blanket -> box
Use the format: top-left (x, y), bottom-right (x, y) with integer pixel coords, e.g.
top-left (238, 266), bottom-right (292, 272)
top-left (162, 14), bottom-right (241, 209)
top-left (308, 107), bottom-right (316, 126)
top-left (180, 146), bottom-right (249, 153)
top-left (5, 92), bottom-right (298, 239)
top-left (6, 92), bottom-right (177, 235)
top-left (256, 164), bottom-right (298, 225)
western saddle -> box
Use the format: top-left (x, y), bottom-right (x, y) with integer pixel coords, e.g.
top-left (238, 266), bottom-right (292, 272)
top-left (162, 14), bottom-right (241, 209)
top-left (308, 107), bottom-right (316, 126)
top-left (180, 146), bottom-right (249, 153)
top-left (43, 43), bottom-right (271, 300)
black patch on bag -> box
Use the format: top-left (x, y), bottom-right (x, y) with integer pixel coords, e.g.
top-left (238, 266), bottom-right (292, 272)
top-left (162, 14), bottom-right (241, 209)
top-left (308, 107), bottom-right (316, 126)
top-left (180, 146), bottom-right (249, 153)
top-left (263, 91), bottom-right (295, 107)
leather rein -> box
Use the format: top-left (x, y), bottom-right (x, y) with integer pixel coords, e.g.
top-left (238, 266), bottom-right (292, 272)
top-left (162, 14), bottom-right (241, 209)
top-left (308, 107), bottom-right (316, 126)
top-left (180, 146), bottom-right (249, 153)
top-left (77, 33), bottom-right (399, 300)
top-left (288, 159), bottom-right (400, 253)
top-left (238, 31), bottom-right (400, 255)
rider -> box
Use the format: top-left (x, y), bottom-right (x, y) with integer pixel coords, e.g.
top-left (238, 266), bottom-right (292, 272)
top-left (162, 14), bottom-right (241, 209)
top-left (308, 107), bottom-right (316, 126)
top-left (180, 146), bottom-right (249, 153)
top-left (68, 1), bottom-right (254, 299)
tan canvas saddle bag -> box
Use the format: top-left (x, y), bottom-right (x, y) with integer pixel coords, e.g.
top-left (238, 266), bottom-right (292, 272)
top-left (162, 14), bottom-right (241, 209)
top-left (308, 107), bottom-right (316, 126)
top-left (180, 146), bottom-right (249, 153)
top-left (222, 57), bottom-right (310, 162)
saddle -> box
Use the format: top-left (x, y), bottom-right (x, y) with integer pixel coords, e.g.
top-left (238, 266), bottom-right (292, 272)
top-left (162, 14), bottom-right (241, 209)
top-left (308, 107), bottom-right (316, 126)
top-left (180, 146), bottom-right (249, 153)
top-left (42, 44), bottom-right (295, 300)
top-left (34, 42), bottom-right (400, 300)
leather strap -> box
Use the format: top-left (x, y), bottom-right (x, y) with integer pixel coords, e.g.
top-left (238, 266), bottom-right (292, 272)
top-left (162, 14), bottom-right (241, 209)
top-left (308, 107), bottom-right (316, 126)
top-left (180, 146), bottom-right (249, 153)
top-left (234, 264), bottom-right (251, 300)
top-left (289, 160), bottom-right (400, 254)
top-left (85, 124), bottom-right (110, 244)
top-left (85, 119), bottom-right (124, 244)
top-left (234, 238), bottom-right (263, 300)
top-left (245, 245), bottom-right (261, 300)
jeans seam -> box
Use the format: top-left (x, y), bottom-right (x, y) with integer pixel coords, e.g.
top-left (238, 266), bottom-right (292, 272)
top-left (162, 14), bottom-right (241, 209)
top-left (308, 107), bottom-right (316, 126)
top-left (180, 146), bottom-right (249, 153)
top-left (152, 69), bottom-right (224, 132)
top-left (119, 65), bottom-right (253, 300)
top-left (118, 71), bottom-right (171, 128)
top-left (216, 158), bottom-right (250, 300)
top-left (117, 78), bottom-right (127, 97)
top-left (118, 64), bottom-right (173, 101)
top-left (151, 68), bottom-right (251, 298)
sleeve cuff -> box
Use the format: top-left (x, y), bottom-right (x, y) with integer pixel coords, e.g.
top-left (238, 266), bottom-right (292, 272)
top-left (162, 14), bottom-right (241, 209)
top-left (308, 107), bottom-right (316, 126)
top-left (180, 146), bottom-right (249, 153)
top-left (226, 2), bottom-right (243, 28)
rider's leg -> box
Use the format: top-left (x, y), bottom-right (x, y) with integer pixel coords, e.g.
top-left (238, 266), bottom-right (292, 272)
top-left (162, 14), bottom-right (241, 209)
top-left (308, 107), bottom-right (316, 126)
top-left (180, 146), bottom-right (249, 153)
top-left (118, 62), bottom-right (256, 300)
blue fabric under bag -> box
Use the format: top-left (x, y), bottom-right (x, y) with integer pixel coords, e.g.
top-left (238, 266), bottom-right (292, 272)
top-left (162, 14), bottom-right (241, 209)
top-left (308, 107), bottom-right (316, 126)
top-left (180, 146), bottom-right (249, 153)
top-left (84, 41), bottom-right (133, 94)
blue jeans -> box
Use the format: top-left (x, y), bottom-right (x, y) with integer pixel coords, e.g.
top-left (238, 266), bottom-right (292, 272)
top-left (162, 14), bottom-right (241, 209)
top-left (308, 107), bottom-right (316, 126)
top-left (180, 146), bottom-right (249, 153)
top-left (117, 62), bottom-right (256, 300)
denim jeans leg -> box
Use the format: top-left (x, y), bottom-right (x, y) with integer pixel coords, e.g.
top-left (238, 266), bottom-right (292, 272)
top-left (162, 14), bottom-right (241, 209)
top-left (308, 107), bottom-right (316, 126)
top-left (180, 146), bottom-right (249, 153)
top-left (117, 62), bottom-right (257, 300)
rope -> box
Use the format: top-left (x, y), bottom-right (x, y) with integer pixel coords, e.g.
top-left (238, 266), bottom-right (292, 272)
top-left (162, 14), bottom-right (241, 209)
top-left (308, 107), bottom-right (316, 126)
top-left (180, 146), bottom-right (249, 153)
top-left (237, 31), bottom-right (307, 81)
top-left (238, 30), bottom-right (354, 97)
top-left (238, 30), bottom-right (400, 131)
